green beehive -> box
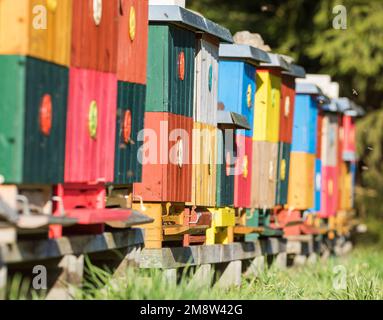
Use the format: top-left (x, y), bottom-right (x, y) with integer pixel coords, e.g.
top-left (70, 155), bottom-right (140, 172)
top-left (146, 24), bottom-right (195, 116)
top-left (114, 82), bottom-right (146, 184)
top-left (276, 142), bottom-right (292, 205)
top-left (216, 128), bottom-right (235, 207)
top-left (0, 56), bottom-right (68, 184)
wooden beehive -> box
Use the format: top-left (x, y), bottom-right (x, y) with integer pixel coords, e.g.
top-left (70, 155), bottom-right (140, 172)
top-left (320, 166), bottom-right (339, 218)
top-left (275, 142), bottom-right (291, 206)
top-left (342, 115), bottom-right (356, 161)
top-left (194, 35), bottom-right (220, 126)
top-left (250, 141), bottom-right (278, 209)
top-left (0, 56), bottom-right (68, 184)
top-left (321, 113), bottom-right (339, 167)
top-left (287, 152), bottom-right (315, 210)
top-left (117, 0), bottom-right (149, 83)
top-left (234, 135), bottom-right (253, 208)
top-left (0, 0), bottom-right (73, 66)
top-left (114, 82), bottom-right (146, 184)
top-left (133, 112), bottom-right (193, 203)
top-left (65, 68), bottom-right (117, 183)
top-left (313, 158), bottom-right (322, 213)
top-left (339, 162), bottom-right (353, 211)
top-left (279, 75), bottom-right (296, 143)
top-left (71, 0), bottom-right (118, 72)
top-left (190, 122), bottom-right (217, 207)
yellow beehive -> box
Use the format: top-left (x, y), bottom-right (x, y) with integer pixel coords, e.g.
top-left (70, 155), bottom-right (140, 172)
top-left (339, 162), bottom-right (353, 210)
top-left (206, 207), bottom-right (235, 244)
top-left (0, 0), bottom-right (72, 66)
top-left (253, 70), bottom-right (281, 142)
top-left (287, 152), bottom-right (315, 210)
top-left (190, 123), bottom-right (217, 207)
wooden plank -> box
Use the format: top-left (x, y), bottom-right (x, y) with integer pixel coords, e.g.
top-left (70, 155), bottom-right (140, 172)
top-left (0, 229), bottom-right (144, 264)
top-left (234, 225), bottom-right (263, 235)
top-left (0, 223), bottom-right (16, 245)
top-left (163, 225), bottom-right (208, 236)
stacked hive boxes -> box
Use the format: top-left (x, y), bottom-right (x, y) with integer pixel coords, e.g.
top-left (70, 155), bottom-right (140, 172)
top-left (217, 43), bottom-right (270, 240)
top-left (133, 4), bottom-right (233, 248)
top-left (288, 83), bottom-right (325, 220)
top-left (0, 0), bottom-right (75, 232)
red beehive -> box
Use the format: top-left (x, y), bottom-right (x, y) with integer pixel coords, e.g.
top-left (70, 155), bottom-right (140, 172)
top-left (279, 75), bottom-right (296, 143)
top-left (234, 135), bottom-right (252, 208)
top-left (342, 115), bottom-right (356, 159)
top-left (320, 166), bottom-right (339, 218)
top-left (272, 209), bottom-right (301, 236)
top-left (117, 0), bottom-right (148, 83)
top-left (71, 0), bottom-right (118, 73)
top-left (65, 68), bottom-right (117, 183)
top-left (133, 112), bottom-right (193, 203)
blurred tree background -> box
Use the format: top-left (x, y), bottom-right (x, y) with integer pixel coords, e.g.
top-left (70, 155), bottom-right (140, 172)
top-left (188, 0), bottom-right (383, 217)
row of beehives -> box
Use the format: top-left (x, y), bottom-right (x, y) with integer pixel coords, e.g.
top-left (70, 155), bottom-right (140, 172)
top-left (0, 1), bottom-right (364, 247)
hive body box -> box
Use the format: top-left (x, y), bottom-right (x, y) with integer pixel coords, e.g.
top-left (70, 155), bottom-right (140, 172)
top-left (117, 0), bottom-right (149, 84)
top-left (0, 0), bottom-right (72, 66)
top-left (218, 61), bottom-right (256, 137)
top-left (71, 0), bottom-right (118, 72)
top-left (194, 35), bottom-right (219, 125)
top-left (254, 69), bottom-right (281, 142)
top-left (114, 82), bottom-right (146, 184)
top-left (216, 129), bottom-right (236, 207)
top-left (191, 123), bottom-right (217, 207)
top-left (339, 162), bottom-right (353, 210)
top-left (320, 166), bottom-right (339, 218)
top-left (134, 112), bottom-right (193, 203)
top-left (279, 75), bottom-right (296, 143)
top-left (288, 152), bottom-right (315, 210)
top-left (292, 94), bottom-right (318, 154)
top-left (321, 113), bottom-right (339, 167)
top-left (65, 68), bottom-right (117, 183)
top-left (275, 142), bottom-right (291, 206)
top-left (234, 135), bottom-right (253, 208)
top-left (145, 24), bottom-right (195, 116)
top-left (313, 158), bottom-right (322, 212)
top-left (342, 115), bottom-right (356, 161)
top-left (0, 56), bottom-right (68, 184)
top-left (251, 141), bottom-right (278, 209)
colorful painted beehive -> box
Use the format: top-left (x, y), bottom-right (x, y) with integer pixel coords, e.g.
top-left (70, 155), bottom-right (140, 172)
top-left (320, 166), bottom-right (339, 218)
top-left (117, 0), bottom-right (149, 84)
top-left (190, 123), bottom-right (217, 207)
top-left (0, 56), bottom-right (68, 184)
top-left (114, 82), bottom-right (146, 184)
top-left (65, 68), bottom-right (117, 183)
top-left (0, 0), bottom-right (73, 66)
top-left (313, 158), bottom-right (322, 212)
top-left (288, 152), bottom-right (315, 210)
top-left (251, 141), bottom-right (279, 209)
top-left (71, 0), bottom-right (118, 72)
top-left (253, 54), bottom-right (289, 142)
top-left (133, 112), bottom-right (193, 203)
top-left (279, 63), bottom-right (305, 143)
top-left (206, 207), bottom-right (235, 244)
top-left (339, 162), bottom-right (353, 210)
top-left (321, 113), bottom-right (339, 167)
top-left (275, 142), bottom-right (291, 205)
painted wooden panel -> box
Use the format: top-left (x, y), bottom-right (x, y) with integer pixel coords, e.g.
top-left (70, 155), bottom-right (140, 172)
top-left (291, 94), bottom-right (318, 154)
top-left (279, 75), bottom-right (296, 143)
top-left (133, 112), bottom-right (193, 203)
top-left (313, 158), bottom-right (322, 212)
top-left (287, 152), bottom-right (315, 210)
top-left (234, 135), bottom-right (252, 208)
top-left (117, 0), bottom-right (148, 84)
top-left (350, 161), bottom-right (356, 207)
top-left (71, 0), bottom-right (118, 72)
top-left (321, 113), bottom-right (339, 167)
top-left (0, 56), bottom-right (68, 184)
top-left (250, 141), bottom-right (278, 209)
top-left (191, 122), bottom-right (217, 207)
top-left (114, 82), bottom-right (146, 184)
top-left (146, 24), bottom-right (195, 116)
top-left (316, 111), bottom-right (323, 159)
top-left (320, 166), bottom-right (339, 218)
top-left (339, 162), bottom-right (353, 210)
top-left (253, 69), bottom-right (281, 142)
top-left (194, 36), bottom-right (219, 126)
top-left (218, 61), bottom-right (256, 137)
top-left (342, 115), bottom-right (356, 160)
top-left (275, 142), bottom-right (291, 206)
top-left (245, 209), bottom-right (259, 241)
top-left (216, 128), bottom-right (236, 207)
top-left (0, 0), bottom-right (73, 66)
top-left (65, 68), bottom-right (117, 183)
top-left (275, 209), bottom-right (301, 237)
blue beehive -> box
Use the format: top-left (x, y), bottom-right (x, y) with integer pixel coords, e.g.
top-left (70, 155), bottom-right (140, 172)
top-left (218, 44), bottom-right (270, 137)
top-left (313, 158), bottom-right (322, 212)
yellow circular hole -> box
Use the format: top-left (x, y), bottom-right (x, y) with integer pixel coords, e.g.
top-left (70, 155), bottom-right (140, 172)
top-left (129, 6), bottom-right (136, 41)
